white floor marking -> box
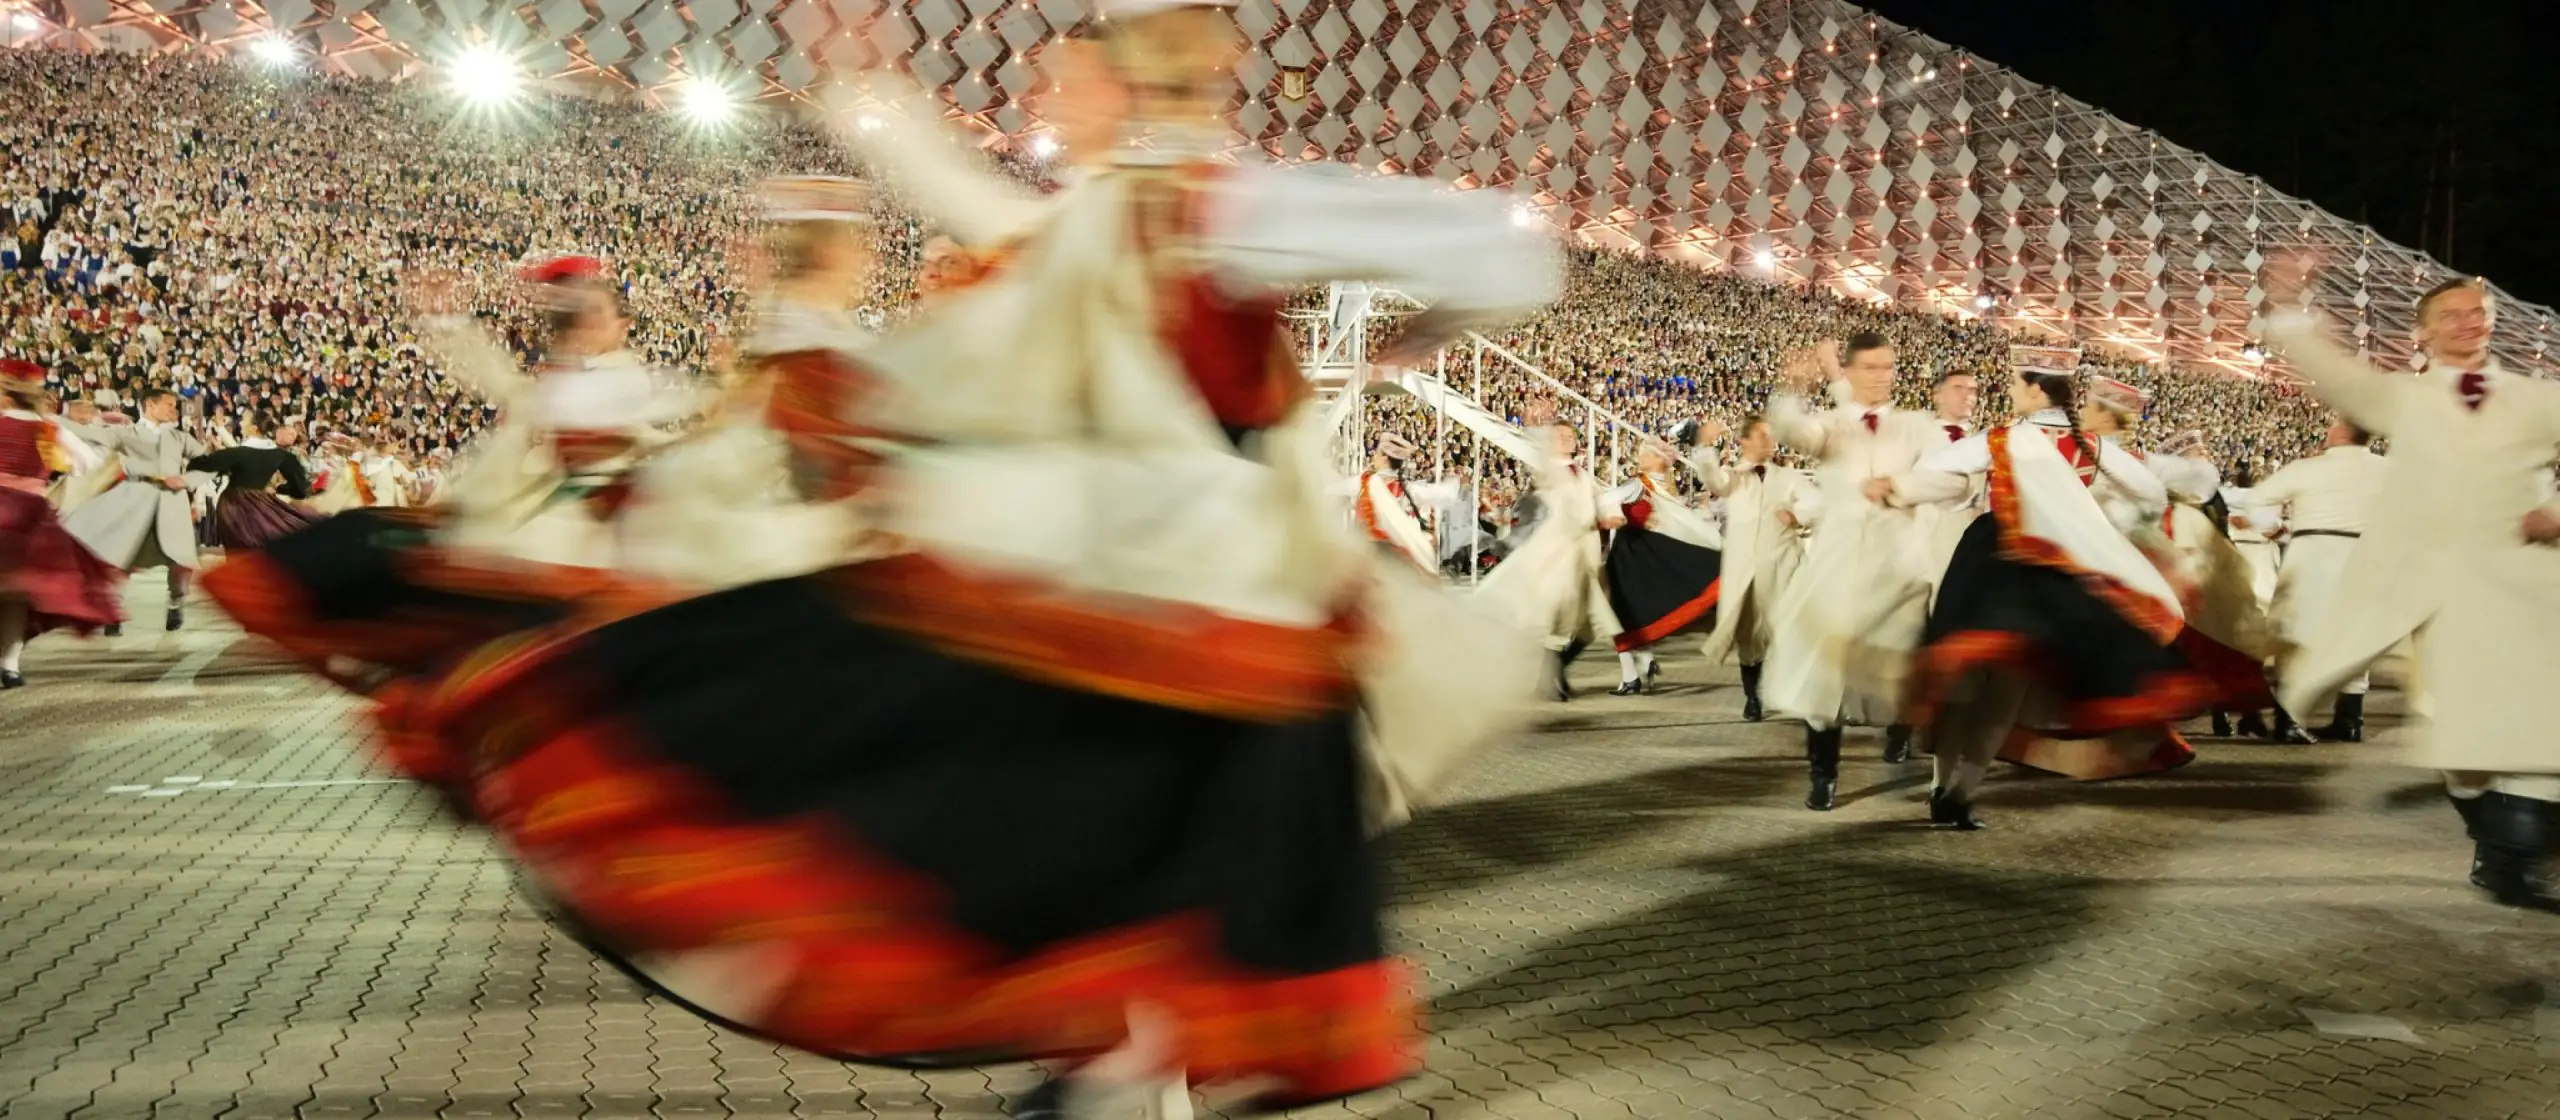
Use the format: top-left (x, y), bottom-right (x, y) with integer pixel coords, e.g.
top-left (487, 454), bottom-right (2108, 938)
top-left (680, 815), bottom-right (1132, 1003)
top-left (164, 776), bottom-right (201, 784)
top-left (104, 785), bottom-right (149, 793)
top-left (2299, 1007), bottom-right (2421, 1042)
top-left (105, 776), bottom-right (409, 797)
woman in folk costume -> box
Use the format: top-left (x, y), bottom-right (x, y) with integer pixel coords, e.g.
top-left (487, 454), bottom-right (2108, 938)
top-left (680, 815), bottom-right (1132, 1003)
top-left (358, 439), bottom-right (415, 508)
top-left (302, 433), bottom-right (366, 515)
top-left (617, 176), bottom-right (882, 589)
top-left (2264, 258), bottom-right (2560, 913)
top-left (186, 411), bottom-right (319, 549)
top-left (48, 396), bottom-right (120, 515)
top-left (1876, 368), bottom-right (2207, 830)
top-left (200, 260), bottom-right (710, 795)
top-left (1347, 431), bottom-right (1446, 574)
top-left (1474, 413), bottom-right (1628, 701)
top-left (390, 3), bottom-right (1560, 1114)
top-left (1597, 437), bottom-right (1722, 695)
top-left (1683, 413), bottom-right (1816, 721)
top-left (2070, 380), bottom-right (2273, 769)
top-left (0, 362), bottom-right (121, 687)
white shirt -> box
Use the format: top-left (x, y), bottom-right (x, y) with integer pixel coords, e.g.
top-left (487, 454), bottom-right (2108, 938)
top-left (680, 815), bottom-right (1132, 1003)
top-left (2239, 445), bottom-right (2387, 536)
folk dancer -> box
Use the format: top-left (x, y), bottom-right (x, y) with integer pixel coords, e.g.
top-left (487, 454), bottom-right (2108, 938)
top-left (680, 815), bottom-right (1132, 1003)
top-left (347, 2), bottom-right (1564, 1113)
top-left (2059, 379), bottom-right (2269, 777)
top-left (1764, 334), bottom-right (1945, 810)
top-left (61, 387), bottom-right (202, 634)
top-left (2237, 420), bottom-right (2388, 741)
top-left (0, 362), bottom-right (121, 687)
top-left (359, 439), bottom-right (414, 508)
top-left (1878, 368), bottom-right (2203, 829)
top-left (617, 175), bottom-right (884, 590)
top-left (1596, 438), bottom-right (1723, 694)
top-left (186, 412), bottom-right (319, 550)
top-left (1476, 416), bottom-right (1628, 700)
top-left (2264, 258), bottom-right (2560, 912)
top-left (1349, 432), bottom-right (1446, 574)
top-left (1687, 413), bottom-right (1816, 721)
top-left (49, 395), bottom-right (119, 514)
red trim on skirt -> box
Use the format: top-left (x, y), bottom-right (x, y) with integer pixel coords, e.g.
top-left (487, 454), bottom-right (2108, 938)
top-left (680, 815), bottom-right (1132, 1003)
top-left (2170, 626), bottom-right (2275, 711)
top-left (1903, 629), bottom-right (2217, 739)
top-left (1612, 578), bottom-right (1721, 652)
top-left (466, 720), bottom-right (1417, 1098)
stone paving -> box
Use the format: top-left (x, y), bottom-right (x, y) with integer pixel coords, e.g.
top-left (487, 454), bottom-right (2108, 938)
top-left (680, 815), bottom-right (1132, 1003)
top-left (2, 582), bottom-right (2557, 1119)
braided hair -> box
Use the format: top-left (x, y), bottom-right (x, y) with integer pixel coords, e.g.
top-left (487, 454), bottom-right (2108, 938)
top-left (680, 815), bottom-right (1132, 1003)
top-left (2022, 370), bottom-right (2096, 464)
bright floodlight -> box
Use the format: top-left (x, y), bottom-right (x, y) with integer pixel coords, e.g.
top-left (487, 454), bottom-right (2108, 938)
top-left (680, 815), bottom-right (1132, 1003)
top-left (1753, 249), bottom-right (1777, 271)
top-left (12, 11), bottom-right (42, 30)
top-left (1029, 133), bottom-right (1060, 158)
top-left (679, 76), bottom-right (735, 125)
top-left (1973, 293), bottom-right (1995, 310)
top-left (451, 45), bottom-right (521, 106)
top-left (250, 35), bottom-right (297, 66)
top-left (1511, 204), bottom-right (1537, 228)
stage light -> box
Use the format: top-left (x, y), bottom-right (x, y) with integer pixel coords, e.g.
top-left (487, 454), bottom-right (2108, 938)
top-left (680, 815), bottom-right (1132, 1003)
top-left (1973, 294), bottom-right (1995, 310)
top-left (2240, 342), bottom-right (2267, 361)
top-left (250, 35), bottom-right (297, 66)
top-left (678, 76), bottom-right (735, 125)
top-left (1753, 249), bottom-right (1777, 271)
top-left (1512, 204), bottom-right (1538, 228)
top-left (856, 114), bottom-right (884, 132)
top-left (450, 45), bottom-right (521, 107)
top-left (11, 11), bottom-right (41, 30)
top-left (1029, 133), bottom-right (1060, 158)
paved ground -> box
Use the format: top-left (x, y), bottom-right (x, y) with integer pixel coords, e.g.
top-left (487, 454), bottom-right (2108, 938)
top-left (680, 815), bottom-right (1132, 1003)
top-left (3, 581), bottom-right (2557, 1120)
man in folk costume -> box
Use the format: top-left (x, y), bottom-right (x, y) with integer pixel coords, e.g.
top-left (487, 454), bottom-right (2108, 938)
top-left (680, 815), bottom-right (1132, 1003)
top-left (1476, 415), bottom-right (1628, 701)
top-left (62, 386), bottom-right (203, 634)
top-left (1687, 413), bottom-right (1816, 721)
top-left (1349, 431), bottom-right (1445, 574)
top-left (395, 4), bottom-right (1560, 1116)
top-left (2264, 256), bottom-right (2560, 913)
top-left (1596, 437), bottom-right (1723, 695)
top-left (2238, 418), bottom-right (2387, 742)
top-left (1764, 335), bottom-right (1945, 810)
top-left (620, 175), bottom-right (882, 589)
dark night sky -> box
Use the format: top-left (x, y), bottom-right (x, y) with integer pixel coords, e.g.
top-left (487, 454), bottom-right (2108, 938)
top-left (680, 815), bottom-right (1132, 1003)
top-left (1860, 0), bottom-right (2560, 307)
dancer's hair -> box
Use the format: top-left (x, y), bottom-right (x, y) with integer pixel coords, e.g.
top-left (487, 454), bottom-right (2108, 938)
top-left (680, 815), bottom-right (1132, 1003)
top-left (1844, 331), bottom-right (1891, 363)
top-left (2417, 276), bottom-right (2483, 322)
top-left (2022, 370), bottom-right (2095, 460)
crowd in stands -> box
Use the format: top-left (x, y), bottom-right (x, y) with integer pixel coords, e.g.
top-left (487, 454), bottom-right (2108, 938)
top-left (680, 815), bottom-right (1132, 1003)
top-left (7, 47), bottom-right (2336, 509)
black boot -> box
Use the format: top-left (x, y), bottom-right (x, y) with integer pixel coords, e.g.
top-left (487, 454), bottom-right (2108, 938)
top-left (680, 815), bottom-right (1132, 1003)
top-left (2450, 791), bottom-right (2492, 889)
top-left (1609, 675), bottom-right (1644, 697)
top-left (1739, 663), bottom-right (1765, 722)
top-left (102, 622), bottom-right (121, 638)
top-left (2268, 705), bottom-right (2318, 745)
top-left (2235, 710), bottom-right (2270, 738)
top-left (1804, 725), bottom-right (1841, 811)
top-left (2473, 793), bottom-right (2560, 912)
top-left (2211, 711), bottom-right (2233, 738)
top-left (165, 605), bottom-right (184, 632)
top-left (1928, 787), bottom-right (1986, 831)
top-left (1882, 724), bottom-right (1913, 764)
top-left (1552, 639), bottom-right (1588, 702)
top-left (2314, 693), bottom-right (2365, 743)
top-left (0, 670), bottom-right (22, 689)
top-left (1010, 1077), bottom-right (1071, 1120)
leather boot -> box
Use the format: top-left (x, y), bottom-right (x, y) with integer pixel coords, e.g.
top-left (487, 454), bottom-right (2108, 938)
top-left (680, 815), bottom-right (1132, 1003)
top-left (1552, 639), bottom-right (1588, 702)
top-left (2234, 710), bottom-right (2270, 738)
top-left (1928, 787), bottom-right (1986, 831)
top-left (2211, 711), bottom-right (2233, 738)
top-left (2314, 693), bottom-right (2365, 743)
top-left (2268, 705), bottom-right (2318, 746)
top-left (1739, 663), bottom-right (1765, 722)
top-left (1882, 724), bottom-right (1913, 764)
top-left (1804, 725), bottom-right (1841, 811)
top-left (2450, 791), bottom-right (2492, 889)
top-left (2473, 792), bottom-right (2560, 913)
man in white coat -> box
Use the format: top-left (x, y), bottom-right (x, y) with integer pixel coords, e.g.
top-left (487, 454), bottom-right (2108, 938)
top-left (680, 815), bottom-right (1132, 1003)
top-left (1765, 334), bottom-right (1945, 811)
top-left (2265, 255), bottom-right (2560, 913)
top-left (63, 388), bottom-right (202, 633)
top-left (2241, 420), bottom-right (2387, 741)
top-left (1687, 413), bottom-right (1815, 721)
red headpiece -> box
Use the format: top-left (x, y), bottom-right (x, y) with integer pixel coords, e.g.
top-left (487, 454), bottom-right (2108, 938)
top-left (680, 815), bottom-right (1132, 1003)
top-left (517, 255), bottom-right (606, 286)
top-left (0, 358), bottom-right (42, 381)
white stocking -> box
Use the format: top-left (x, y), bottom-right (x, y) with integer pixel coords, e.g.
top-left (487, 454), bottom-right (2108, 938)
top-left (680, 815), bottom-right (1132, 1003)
top-left (0, 600), bottom-right (26, 673)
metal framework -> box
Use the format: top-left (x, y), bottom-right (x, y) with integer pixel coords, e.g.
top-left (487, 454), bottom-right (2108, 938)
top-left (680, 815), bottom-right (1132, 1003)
top-left (18, 0), bottom-right (2553, 376)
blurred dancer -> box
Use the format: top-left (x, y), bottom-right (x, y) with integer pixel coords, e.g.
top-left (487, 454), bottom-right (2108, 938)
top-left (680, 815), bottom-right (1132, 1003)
top-left (1689, 414), bottom-right (1815, 721)
top-left (411, 3), bottom-right (1560, 1115)
top-left (1477, 415), bottom-right (1626, 700)
top-left (2265, 257), bottom-right (2560, 912)
top-left (1599, 438), bottom-right (1721, 694)
top-left (62, 387), bottom-right (201, 634)
top-left (1349, 432), bottom-right (1445, 574)
top-left (1879, 367), bottom-right (2200, 829)
top-left (1764, 335), bottom-right (1942, 810)
top-left (2241, 419), bottom-right (2385, 741)
top-left (186, 411), bottom-right (317, 550)
top-left (0, 362), bottom-right (121, 686)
